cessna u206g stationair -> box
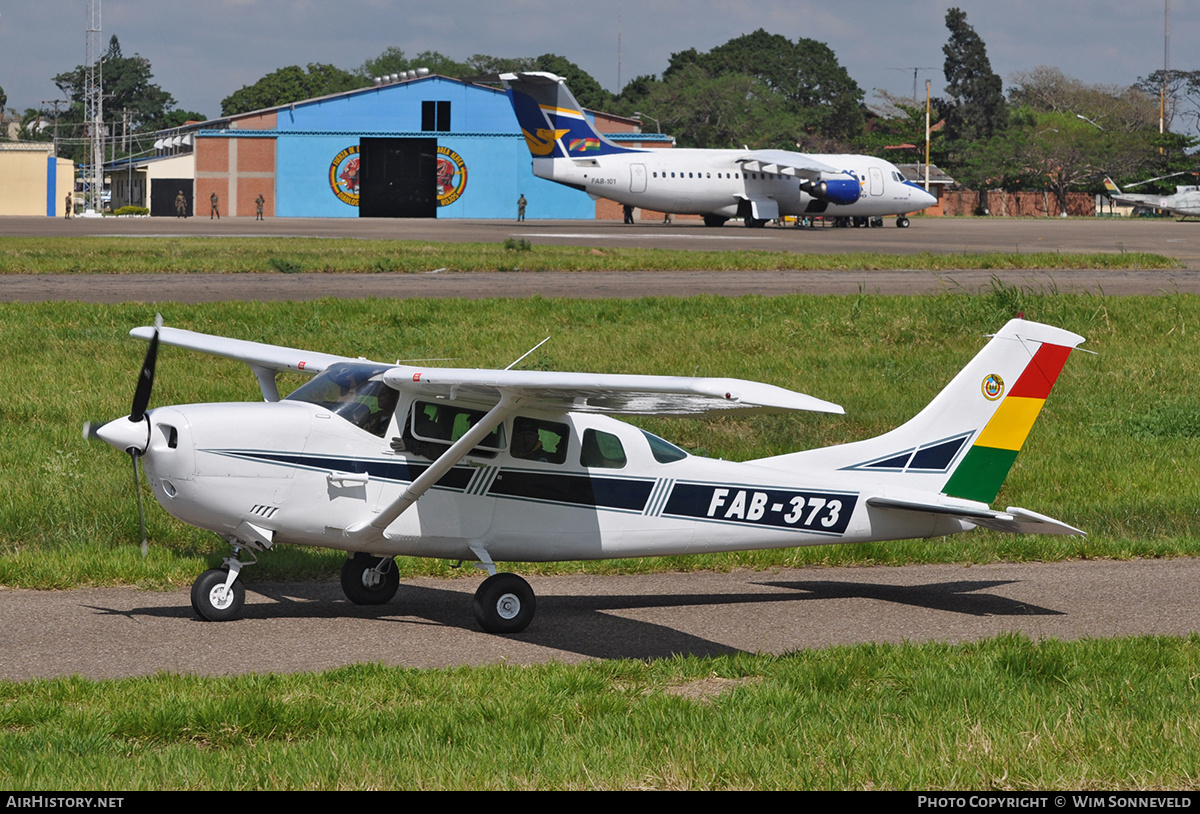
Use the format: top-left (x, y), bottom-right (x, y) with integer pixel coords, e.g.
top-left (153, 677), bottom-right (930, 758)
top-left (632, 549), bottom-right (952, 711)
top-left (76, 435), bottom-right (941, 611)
top-left (90, 318), bottom-right (1084, 634)
top-left (502, 71), bottom-right (938, 227)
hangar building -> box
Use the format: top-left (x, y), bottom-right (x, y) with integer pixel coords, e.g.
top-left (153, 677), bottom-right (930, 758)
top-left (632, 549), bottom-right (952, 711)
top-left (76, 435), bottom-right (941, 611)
top-left (115, 74), bottom-right (660, 219)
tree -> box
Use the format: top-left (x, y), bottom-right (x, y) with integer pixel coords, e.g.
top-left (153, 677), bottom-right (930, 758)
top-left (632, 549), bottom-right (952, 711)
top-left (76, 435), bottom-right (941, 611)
top-left (466, 54), bottom-right (538, 76)
top-left (616, 30), bottom-right (863, 149)
top-left (357, 48), bottom-right (473, 81)
top-left (1012, 66), bottom-right (1157, 131)
top-left (53, 36), bottom-right (183, 133)
top-left (1135, 69), bottom-right (1200, 136)
top-left (222, 63), bottom-right (365, 116)
top-left (1007, 68), bottom-right (1190, 199)
top-left (941, 8), bottom-right (1007, 142)
top-left (685, 29), bottom-right (864, 141)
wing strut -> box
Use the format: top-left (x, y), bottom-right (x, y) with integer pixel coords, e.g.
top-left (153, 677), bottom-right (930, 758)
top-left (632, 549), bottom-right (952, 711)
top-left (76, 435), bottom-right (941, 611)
top-left (344, 394), bottom-right (522, 543)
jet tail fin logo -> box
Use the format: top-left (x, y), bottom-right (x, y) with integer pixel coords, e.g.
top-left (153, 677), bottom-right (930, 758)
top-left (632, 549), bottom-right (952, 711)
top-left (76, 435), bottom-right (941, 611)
top-left (523, 127), bottom-right (570, 157)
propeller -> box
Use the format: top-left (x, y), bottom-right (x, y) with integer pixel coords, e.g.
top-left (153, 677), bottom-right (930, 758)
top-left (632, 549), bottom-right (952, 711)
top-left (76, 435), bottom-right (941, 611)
top-left (84, 314), bottom-right (163, 557)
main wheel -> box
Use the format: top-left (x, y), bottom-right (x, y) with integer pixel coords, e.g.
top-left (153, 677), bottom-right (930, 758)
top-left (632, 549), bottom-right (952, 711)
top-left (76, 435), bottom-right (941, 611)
top-left (702, 215), bottom-right (728, 228)
top-left (472, 573), bottom-right (536, 634)
top-left (191, 568), bottom-right (245, 622)
top-left (341, 553), bottom-right (400, 605)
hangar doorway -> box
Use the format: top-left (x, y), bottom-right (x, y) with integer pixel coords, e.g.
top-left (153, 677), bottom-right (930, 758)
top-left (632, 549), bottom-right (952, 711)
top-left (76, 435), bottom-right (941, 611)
top-left (358, 137), bottom-right (437, 218)
top-left (151, 179), bottom-right (193, 217)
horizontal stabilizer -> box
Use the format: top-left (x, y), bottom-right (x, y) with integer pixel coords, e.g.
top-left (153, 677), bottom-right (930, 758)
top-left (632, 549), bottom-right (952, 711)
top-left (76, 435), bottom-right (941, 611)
top-left (867, 497), bottom-right (1084, 536)
top-left (384, 366), bottom-right (843, 416)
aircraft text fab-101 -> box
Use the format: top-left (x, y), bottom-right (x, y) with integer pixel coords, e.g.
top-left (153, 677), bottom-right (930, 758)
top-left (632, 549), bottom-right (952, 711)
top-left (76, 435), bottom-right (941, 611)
top-left (90, 318), bottom-right (1084, 634)
top-left (502, 71), bottom-right (938, 228)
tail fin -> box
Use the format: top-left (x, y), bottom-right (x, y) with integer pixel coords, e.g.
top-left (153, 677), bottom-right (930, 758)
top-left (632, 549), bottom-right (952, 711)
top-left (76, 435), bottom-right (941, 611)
top-left (764, 319), bottom-right (1085, 504)
top-left (500, 71), bottom-right (638, 160)
top-left (1103, 176), bottom-right (1121, 195)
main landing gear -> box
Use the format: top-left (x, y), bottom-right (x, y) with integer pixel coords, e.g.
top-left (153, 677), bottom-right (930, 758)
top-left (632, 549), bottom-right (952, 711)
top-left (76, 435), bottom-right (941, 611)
top-left (340, 552), bottom-right (400, 605)
top-left (189, 543), bottom-right (538, 635)
top-left (473, 572), bottom-right (536, 634)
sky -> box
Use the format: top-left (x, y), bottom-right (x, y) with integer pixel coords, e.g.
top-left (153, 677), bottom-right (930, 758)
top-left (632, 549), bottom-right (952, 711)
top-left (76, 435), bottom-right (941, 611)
top-left (0, 0), bottom-right (1191, 123)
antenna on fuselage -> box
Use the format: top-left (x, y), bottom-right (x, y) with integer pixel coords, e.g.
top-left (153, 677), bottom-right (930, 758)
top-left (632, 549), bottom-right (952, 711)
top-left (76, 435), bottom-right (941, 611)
top-left (505, 336), bottom-right (551, 370)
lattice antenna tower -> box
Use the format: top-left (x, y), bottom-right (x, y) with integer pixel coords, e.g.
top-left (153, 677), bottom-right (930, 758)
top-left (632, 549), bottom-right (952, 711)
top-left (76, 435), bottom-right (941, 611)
top-left (84, 0), bottom-right (103, 213)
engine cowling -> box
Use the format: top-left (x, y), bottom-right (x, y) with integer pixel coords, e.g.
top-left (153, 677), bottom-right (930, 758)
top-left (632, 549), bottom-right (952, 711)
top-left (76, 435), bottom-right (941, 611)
top-left (800, 178), bottom-right (861, 206)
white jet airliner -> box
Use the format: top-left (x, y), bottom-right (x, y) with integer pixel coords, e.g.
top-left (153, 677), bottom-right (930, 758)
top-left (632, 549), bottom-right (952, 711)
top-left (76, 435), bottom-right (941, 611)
top-left (501, 71), bottom-right (938, 228)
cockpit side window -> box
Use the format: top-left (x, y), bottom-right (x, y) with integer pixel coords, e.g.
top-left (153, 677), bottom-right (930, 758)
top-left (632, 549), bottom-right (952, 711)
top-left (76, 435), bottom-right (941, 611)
top-left (641, 430), bottom-right (688, 463)
top-left (284, 362), bottom-right (398, 438)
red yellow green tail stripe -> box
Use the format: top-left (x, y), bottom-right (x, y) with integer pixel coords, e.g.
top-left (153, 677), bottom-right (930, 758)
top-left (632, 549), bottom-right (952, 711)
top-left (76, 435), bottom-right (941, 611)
top-left (942, 342), bottom-right (1074, 503)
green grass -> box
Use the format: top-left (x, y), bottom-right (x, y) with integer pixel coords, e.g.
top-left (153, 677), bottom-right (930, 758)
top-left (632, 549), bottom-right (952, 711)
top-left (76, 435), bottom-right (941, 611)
top-left (0, 236), bottom-right (1179, 273)
top-left (2, 634), bottom-right (1199, 790)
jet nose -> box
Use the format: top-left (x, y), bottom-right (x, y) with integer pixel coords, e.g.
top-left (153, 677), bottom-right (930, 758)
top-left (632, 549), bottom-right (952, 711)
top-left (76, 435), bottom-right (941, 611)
top-left (913, 185), bottom-right (938, 211)
top-left (94, 415), bottom-right (151, 455)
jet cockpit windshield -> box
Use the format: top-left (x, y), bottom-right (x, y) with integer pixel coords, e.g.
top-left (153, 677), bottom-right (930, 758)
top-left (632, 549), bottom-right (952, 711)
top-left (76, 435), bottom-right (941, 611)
top-left (285, 362), bottom-right (399, 437)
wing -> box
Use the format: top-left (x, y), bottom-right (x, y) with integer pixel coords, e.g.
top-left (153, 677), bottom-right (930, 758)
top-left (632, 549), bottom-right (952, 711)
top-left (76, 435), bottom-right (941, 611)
top-left (736, 149), bottom-right (849, 180)
top-left (383, 365), bottom-right (844, 416)
top-left (866, 497), bottom-right (1084, 536)
top-left (131, 325), bottom-right (365, 401)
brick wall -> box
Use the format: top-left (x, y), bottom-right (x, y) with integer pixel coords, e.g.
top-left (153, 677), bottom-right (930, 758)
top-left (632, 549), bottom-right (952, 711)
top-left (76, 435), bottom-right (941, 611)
top-left (939, 189), bottom-right (1094, 217)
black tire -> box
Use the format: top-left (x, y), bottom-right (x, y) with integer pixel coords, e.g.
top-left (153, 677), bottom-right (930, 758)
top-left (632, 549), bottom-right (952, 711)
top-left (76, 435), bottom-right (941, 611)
top-left (340, 553), bottom-right (400, 605)
top-left (191, 568), bottom-right (245, 622)
top-left (702, 215), bottom-right (728, 228)
top-left (897, 216), bottom-right (910, 228)
top-left (472, 573), bottom-right (536, 634)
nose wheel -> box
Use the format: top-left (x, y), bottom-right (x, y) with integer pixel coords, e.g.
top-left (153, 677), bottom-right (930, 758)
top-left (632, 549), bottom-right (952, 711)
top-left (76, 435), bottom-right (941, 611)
top-left (473, 573), bottom-right (535, 634)
top-left (191, 567), bottom-right (246, 622)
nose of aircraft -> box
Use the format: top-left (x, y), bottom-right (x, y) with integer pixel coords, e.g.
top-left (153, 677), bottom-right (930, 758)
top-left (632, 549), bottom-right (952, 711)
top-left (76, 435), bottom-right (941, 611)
top-left (913, 185), bottom-right (938, 210)
top-left (94, 415), bottom-right (151, 455)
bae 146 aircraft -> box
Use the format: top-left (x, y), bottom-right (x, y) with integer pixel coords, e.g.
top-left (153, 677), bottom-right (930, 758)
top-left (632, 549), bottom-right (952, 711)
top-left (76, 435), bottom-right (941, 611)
top-left (1104, 176), bottom-right (1200, 219)
top-left (88, 318), bottom-right (1084, 634)
top-left (501, 71), bottom-right (938, 228)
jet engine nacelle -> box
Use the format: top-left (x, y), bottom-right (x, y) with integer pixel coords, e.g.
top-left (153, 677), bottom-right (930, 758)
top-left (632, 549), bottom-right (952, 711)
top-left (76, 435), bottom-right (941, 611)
top-left (800, 178), bottom-right (861, 205)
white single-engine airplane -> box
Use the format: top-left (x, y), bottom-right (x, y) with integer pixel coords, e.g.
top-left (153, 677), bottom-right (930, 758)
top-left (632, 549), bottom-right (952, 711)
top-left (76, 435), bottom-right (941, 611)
top-left (501, 71), bottom-right (938, 228)
top-left (89, 318), bottom-right (1084, 634)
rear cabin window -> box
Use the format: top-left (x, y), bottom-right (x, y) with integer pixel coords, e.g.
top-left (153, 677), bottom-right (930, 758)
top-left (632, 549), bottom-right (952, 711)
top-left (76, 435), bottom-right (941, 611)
top-left (579, 429), bottom-right (627, 469)
top-left (511, 416), bottom-right (569, 464)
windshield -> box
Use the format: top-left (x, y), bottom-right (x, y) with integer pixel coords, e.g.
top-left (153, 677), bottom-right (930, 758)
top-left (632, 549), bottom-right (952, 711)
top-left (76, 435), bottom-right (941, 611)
top-left (285, 362), bottom-right (399, 437)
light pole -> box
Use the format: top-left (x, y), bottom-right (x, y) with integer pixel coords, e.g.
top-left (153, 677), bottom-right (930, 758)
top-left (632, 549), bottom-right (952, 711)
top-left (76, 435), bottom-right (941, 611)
top-left (633, 111), bottom-right (660, 134)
